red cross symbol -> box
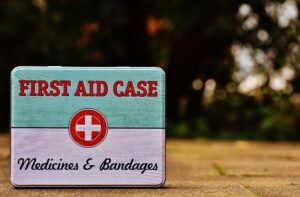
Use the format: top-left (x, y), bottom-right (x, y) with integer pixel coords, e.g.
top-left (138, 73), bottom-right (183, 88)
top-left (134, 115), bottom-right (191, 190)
top-left (69, 109), bottom-right (108, 147)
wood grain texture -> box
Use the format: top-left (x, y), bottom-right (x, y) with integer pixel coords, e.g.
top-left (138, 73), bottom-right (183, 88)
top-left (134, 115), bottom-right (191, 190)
top-left (11, 128), bottom-right (165, 187)
top-left (11, 67), bottom-right (165, 128)
top-left (3, 134), bottom-right (300, 196)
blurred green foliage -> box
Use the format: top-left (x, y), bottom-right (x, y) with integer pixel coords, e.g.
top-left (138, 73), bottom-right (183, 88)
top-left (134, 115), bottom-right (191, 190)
top-left (1, 0), bottom-right (300, 140)
top-left (168, 94), bottom-right (300, 140)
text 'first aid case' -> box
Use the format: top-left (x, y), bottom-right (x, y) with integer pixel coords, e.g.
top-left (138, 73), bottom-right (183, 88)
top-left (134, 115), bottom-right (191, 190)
top-left (11, 66), bottom-right (165, 187)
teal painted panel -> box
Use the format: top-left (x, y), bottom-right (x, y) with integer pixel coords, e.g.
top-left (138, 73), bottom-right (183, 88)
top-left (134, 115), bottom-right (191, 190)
top-left (11, 66), bottom-right (165, 128)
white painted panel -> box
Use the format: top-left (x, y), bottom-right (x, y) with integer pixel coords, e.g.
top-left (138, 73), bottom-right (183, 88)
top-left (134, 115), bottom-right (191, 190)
top-left (11, 128), bottom-right (165, 187)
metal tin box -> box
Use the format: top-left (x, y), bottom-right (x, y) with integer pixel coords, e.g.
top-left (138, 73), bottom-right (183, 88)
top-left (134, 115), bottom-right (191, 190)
top-left (11, 66), bottom-right (165, 187)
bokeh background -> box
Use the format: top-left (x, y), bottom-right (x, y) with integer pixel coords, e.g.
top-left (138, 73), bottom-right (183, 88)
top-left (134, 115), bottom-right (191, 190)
top-left (1, 0), bottom-right (300, 140)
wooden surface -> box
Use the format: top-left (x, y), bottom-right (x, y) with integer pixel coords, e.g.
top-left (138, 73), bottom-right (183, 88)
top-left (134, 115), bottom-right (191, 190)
top-left (2, 133), bottom-right (300, 196)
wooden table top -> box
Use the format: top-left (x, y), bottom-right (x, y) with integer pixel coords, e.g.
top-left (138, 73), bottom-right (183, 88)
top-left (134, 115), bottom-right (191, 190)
top-left (1, 133), bottom-right (300, 196)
